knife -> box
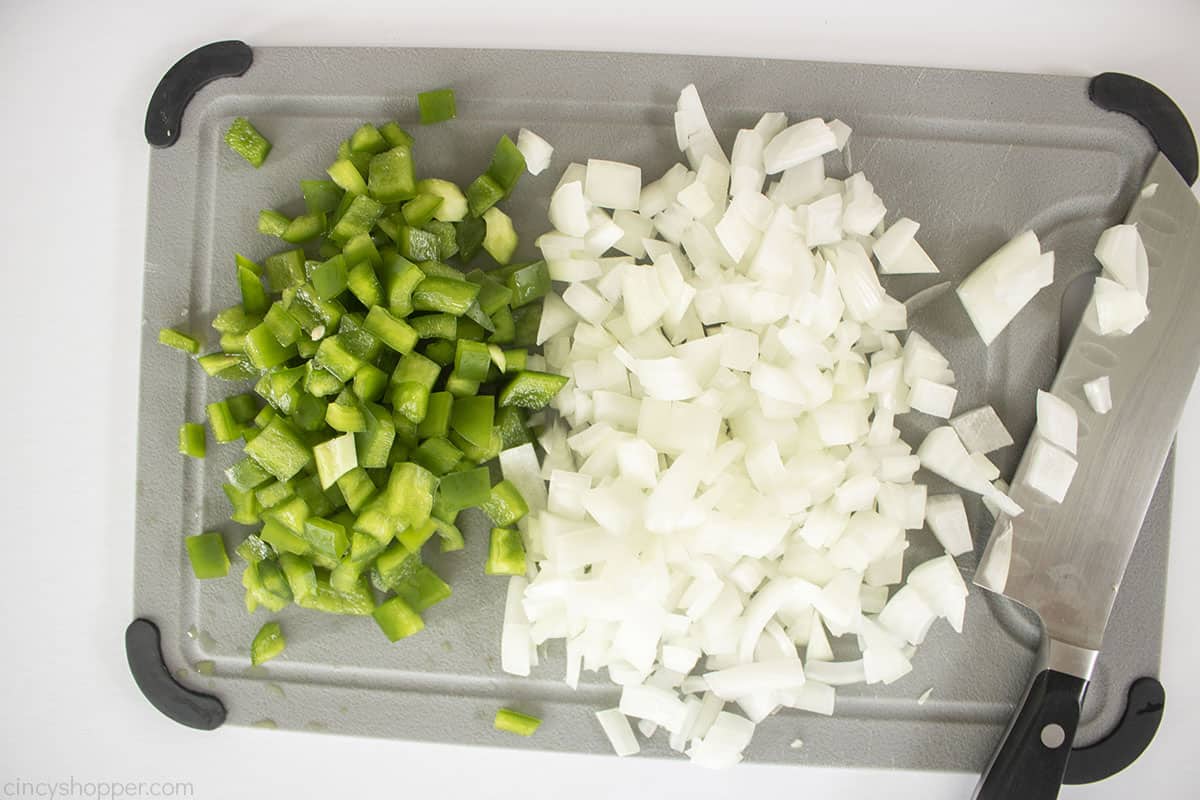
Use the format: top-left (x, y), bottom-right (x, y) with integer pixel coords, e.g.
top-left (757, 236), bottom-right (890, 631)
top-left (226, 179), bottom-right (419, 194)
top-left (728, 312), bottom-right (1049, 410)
top-left (972, 152), bottom-right (1200, 800)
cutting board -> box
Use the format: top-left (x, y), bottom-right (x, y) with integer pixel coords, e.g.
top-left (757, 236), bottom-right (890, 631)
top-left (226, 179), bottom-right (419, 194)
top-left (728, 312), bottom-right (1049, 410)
top-left (130, 43), bottom-right (1186, 777)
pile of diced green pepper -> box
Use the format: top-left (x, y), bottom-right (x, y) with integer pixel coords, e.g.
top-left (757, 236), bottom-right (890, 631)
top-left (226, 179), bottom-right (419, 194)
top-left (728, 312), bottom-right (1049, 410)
top-left (166, 109), bottom-right (569, 647)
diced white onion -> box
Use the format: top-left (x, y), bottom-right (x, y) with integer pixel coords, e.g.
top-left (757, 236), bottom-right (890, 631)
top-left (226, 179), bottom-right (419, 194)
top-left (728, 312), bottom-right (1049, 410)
top-left (1084, 376), bottom-right (1112, 414)
top-left (516, 128), bottom-right (554, 176)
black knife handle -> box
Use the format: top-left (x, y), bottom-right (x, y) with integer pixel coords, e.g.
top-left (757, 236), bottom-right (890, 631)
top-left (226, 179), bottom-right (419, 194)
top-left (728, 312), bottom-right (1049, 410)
top-left (974, 668), bottom-right (1088, 800)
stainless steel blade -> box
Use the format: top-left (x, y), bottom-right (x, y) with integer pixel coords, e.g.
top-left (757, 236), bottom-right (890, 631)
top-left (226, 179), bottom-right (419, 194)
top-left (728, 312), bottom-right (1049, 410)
top-left (976, 153), bottom-right (1200, 654)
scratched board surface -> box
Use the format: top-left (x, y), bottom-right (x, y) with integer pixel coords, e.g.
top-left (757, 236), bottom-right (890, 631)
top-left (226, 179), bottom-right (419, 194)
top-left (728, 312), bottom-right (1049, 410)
top-left (134, 48), bottom-right (1166, 769)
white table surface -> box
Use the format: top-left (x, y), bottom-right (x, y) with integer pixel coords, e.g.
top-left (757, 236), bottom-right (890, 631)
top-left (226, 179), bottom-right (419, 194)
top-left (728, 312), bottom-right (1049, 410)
top-left (4, 1), bottom-right (1199, 797)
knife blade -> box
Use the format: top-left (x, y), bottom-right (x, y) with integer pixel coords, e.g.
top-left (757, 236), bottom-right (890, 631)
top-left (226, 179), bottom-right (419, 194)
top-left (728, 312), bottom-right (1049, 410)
top-left (973, 152), bottom-right (1200, 800)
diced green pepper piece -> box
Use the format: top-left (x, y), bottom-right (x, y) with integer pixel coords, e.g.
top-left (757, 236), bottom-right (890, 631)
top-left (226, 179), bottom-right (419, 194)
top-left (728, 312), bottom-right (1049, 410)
top-left (289, 392), bottom-right (327, 432)
top-left (423, 219), bottom-right (460, 261)
top-left (506, 261), bottom-right (551, 308)
top-left (326, 392), bottom-right (368, 433)
top-left (395, 564), bottom-right (452, 611)
top-left (244, 323), bottom-right (297, 370)
top-left (502, 348), bottom-right (527, 373)
top-left (380, 254), bottom-right (426, 316)
top-left (511, 304), bottom-right (541, 348)
top-left (499, 370), bottom-right (570, 410)
top-left (264, 302), bottom-right (302, 347)
top-left (220, 330), bottom-right (248, 354)
top-left (349, 364), bottom-right (385, 405)
top-left (326, 158), bottom-right (368, 195)
top-left (409, 313), bottom-right (457, 340)
top-left (413, 276), bottom-right (480, 316)
top-left (455, 316), bottom-right (487, 342)
top-left (423, 339), bottom-right (456, 366)
top-left (212, 305), bottom-right (260, 334)
top-left (313, 335), bottom-right (364, 382)
top-left (298, 574), bottom-right (374, 616)
top-left (356, 402), bottom-right (396, 469)
top-left (445, 372), bottom-right (480, 398)
top-left (375, 540), bottom-right (421, 587)
top-left (368, 146), bottom-right (417, 204)
top-left (386, 462), bottom-right (438, 528)
top-left (454, 339), bottom-right (492, 382)
top-left (294, 474), bottom-right (336, 520)
top-left (331, 194), bottom-right (385, 243)
top-left (486, 135), bottom-right (526, 194)
top-left (255, 479), bottom-right (294, 510)
top-left (336, 467), bottom-right (376, 513)
top-left (437, 466), bottom-right (491, 512)
top-left (282, 212), bottom-right (326, 244)
top-left (392, 518), bottom-right (434, 552)
top-left (301, 516), bottom-right (349, 562)
top-left (265, 495), bottom-right (311, 534)
top-left (304, 363), bottom-right (343, 398)
top-left (456, 216), bottom-right (487, 262)
top-left (301, 179), bottom-right (343, 214)
top-left (158, 328), bottom-right (200, 354)
top-left (379, 121), bottom-right (414, 148)
top-left (373, 596), bottom-right (424, 641)
top-left (482, 207), bottom-right (518, 265)
top-left (391, 351), bottom-right (441, 389)
top-left (178, 422), bottom-right (206, 458)
top-left (412, 437), bottom-right (464, 476)
top-left (343, 264), bottom-right (382, 311)
top-left (402, 194), bottom-right (444, 227)
top-left (206, 399), bottom-right (241, 443)
top-left (465, 270), bottom-right (515, 316)
top-left (226, 456), bottom-right (272, 490)
top-left (449, 395), bottom-right (494, 448)
top-left (225, 117), bottom-right (272, 167)
top-left (485, 527), bottom-right (526, 576)
top-left (223, 482), bottom-right (260, 524)
top-left (494, 708), bottom-right (540, 736)
top-left (245, 416), bottom-right (312, 481)
top-left (311, 255), bottom-right (349, 301)
top-left (186, 532), bottom-right (230, 579)
top-left (238, 265), bottom-right (268, 315)
top-left (481, 480), bottom-right (529, 527)
top-left (260, 517), bottom-right (311, 557)
top-left (392, 383), bottom-right (429, 424)
top-left (417, 392), bottom-right (453, 439)
top-left (258, 209), bottom-right (291, 237)
top-left (236, 534), bottom-right (273, 564)
top-left (414, 178), bottom-right (468, 222)
top-left (432, 517), bottom-right (465, 553)
top-left (350, 123), bottom-right (388, 154)
top-left (343, 231), bottom-right (382, 266)
top-left (353, 494), bottom-right (398, 545)
top-left (397, 226), bottom-right (441, 262)
top-left (264, 249), bottom-right (307, 292)
top-left (466, 174), bottom-right (504, 218)
top-left (313, 431), bottom-right (358, 488)
top-left (363, 306), bottom-right (418, 354)
top-left (417, 88), bottom-right (456, 124)
top-left (495, 406), bottom-right (531, 449)
top-left (242, 561), bottom-right (291, 613)
top-left (250, 621), bottom-right (287, 665)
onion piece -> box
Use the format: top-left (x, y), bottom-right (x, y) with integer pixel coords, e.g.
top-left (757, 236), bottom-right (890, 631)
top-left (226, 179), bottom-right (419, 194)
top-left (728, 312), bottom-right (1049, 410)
top-left (924, 494), bottom-right (973, 556)
top-left (1023, 437), bottom-right (1078, 503)
top-left (596, 708), bottom-right (640, 756)
top-left (949, 405), bottom-right (1014, 453)
top-left (516, 128), bottom-right (554, 175)
top-left (1084, 376), bottom-right (1112, 414)
top-left (956, 231), bottom-right (1054, 345)
top-left (1035, 390), bottom-right (1078, 455)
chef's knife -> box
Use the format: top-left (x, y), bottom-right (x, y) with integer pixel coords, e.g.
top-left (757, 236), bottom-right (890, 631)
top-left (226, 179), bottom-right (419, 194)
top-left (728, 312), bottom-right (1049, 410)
top-left (973, 152), bottom-right (1200, 800)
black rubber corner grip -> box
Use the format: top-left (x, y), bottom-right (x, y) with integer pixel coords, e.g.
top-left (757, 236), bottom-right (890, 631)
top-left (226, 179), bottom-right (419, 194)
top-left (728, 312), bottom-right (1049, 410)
top-left (125, 618), bottom-right (226, 730)
top-left (145, 40), bottom-right (253, 148)
top-left (1089, 72), bottom-right (1198, 186)
top-left (1064, 677), bottom-right (1165, 785)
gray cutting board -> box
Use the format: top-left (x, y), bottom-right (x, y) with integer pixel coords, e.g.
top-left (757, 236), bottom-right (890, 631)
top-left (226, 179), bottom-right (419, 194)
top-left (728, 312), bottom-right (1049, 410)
top-left (133, 47), bottom-right (1168, 770)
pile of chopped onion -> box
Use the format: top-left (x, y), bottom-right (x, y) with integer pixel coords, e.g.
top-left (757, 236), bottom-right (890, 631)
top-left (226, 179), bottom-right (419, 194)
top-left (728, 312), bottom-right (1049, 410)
top-left (498, 85), bottom-right (1028, 767)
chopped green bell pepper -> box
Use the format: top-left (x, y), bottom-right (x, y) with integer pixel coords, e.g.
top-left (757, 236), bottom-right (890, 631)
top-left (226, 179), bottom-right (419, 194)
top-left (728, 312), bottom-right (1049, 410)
top-left (235, 533), bottom-right (273, 564)
top-left (368, 146), bottom-right (417, 204)
top-left (373, 595), bottom-right (424, 641)
top-left (251, 621), bottom-right (287, 665)
top-left (349, 122), bottom-right (388, 154)
top-left (417, 88), bottom-right (456, 124)
top-left (456, 216), bottom-right (487, 262)
top-left (326, 158), bottom-right (368, 195)
top-left (417, 392), bottom-right (453, 439)
top-left (506, 261), bottom-right (551, 308)
top-left (332, 194), bottom-right (385, 243)
top-left (186, 532), bottom-right (230, 579)
top-left (412, 276), bottom-right (480, 316)
top-left (363, 306), bottom-right (418, 354)
top-left (499, 370), bottom-right (570, 410)
top-left (206, 399), bottom-right (242, 443)
top-left (454, 339), bottom-right (492, 382)
top-left (336, 467), bottom-right (377, 513)
top-left (485, 527), bottom-right (526, 576)
top-left (495, 406), bottom-right (532, 449)
top-left (301, 179), bottom-right (343, 214)
top-left (313, 431), bottom-right (358, 488)
top-left (225, 117), bottom-right (272, 167)
top-left (178, 422), bottom-right (206, 458)
top-left (486, 135), bottom-right (526, 194)
top-left (223, 482), bottom-right (261, 524)
top-left (158, 328), bottom-right (200, 354)
top-left (311, 255), bottom-right (349, 300)
top-left (412, 437), bottom-right (464, 476)
top-left (245, 416), bottom-right (312, 481)
top-left (264, 249), bottom-right (307, 292)
top-left (379, 121), bottom-right (414, 148)
top-left (415, 178), bottom-right (468, 222)
top-left (494, 708), bottom-right (540, 736)
top-left (437, 466), bottom-right (491, 512)
top-left (396, 564), bottom-right (452, 611)
top-left (481, 480), bottom-right (529, 526)
top-left (449, 394), bottom-right (495, 448)
top-left (466, 174), bottom-right (504, 218)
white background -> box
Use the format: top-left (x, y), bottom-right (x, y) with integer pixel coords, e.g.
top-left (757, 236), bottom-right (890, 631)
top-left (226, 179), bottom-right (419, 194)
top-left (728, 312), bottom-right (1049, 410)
top-left (3, 1), bottom-right (1199, 797)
